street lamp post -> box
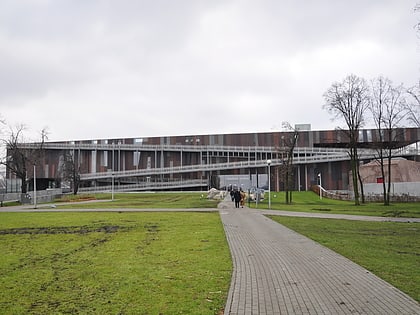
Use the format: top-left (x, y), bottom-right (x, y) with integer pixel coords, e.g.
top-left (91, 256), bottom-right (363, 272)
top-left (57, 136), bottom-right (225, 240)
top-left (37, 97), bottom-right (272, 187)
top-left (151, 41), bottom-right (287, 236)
top-left (111, 174), bottom-right (115, 201)
top-left (33, 164), bottom-right (37, 209)
top-left (318, 173), bottom-right (322, 200)
top-left (267, 159), bottom-right (271, 209)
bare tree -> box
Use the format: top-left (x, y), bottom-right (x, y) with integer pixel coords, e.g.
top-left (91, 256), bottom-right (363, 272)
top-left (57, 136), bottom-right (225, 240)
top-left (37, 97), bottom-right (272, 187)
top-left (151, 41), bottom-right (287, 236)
top-left (58, 150), bottom-right (80, 195)
top-left (406, 82), bottom-right (420, 127)
top-left (369, 77), bottom-right (407, 205)
top-left (323, 74), bottom-right (370, 205)
top-left (1, 125), bottom-right (46, 198)
top-left (409, 4), bottom-right (420, 127)
top-left (278, 122), bottom-right (299, 204)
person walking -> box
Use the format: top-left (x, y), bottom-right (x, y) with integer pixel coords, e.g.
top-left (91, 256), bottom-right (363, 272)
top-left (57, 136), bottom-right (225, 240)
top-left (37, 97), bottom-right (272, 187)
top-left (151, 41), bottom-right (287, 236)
top-left (240, 189), bottom-right (246, 208)
top-left (233, 190), bottom-right (241, 208)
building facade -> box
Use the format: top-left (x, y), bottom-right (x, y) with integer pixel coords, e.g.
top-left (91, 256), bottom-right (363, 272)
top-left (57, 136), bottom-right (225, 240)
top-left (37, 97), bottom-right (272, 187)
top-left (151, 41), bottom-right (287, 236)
top-left (7, 127), bottom-right (420, 194)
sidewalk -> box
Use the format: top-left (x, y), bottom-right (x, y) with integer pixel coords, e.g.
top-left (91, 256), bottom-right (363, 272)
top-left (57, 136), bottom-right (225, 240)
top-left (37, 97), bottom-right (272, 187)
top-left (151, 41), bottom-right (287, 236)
top-left (218, 199), bottom-right (420, 314)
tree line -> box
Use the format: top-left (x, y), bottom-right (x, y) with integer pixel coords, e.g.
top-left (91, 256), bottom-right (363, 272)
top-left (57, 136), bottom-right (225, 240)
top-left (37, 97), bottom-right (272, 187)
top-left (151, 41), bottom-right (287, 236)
top-left (0, 123), bottom-right (80, 198)
top-left (324, 75), bottom-right (419, 206)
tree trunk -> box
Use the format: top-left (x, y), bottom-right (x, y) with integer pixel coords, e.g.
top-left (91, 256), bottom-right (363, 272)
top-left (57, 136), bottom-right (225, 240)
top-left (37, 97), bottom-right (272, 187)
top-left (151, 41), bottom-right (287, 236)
top-left (386, 150), bottom-right (393, 205)
top-left (357, 167), bottom-right (365, 204)
top-left (285, 169), bottom-right (290, 204)
top-left (350, 148), bottom-right (360, 205)
top-left (20, 178), bottom-right (27, 194)
top-left (380, 155), bottom-right (388, 206)
top-left (355, 147), bottom-right (365, 203)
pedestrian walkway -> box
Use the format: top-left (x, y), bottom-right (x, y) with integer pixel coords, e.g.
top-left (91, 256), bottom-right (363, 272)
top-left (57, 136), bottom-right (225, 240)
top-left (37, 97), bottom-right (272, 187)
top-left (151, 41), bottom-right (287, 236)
top-left (261, 209), bottom-right (420, 223)
top-left (218, 198), bottom-right (420, 314)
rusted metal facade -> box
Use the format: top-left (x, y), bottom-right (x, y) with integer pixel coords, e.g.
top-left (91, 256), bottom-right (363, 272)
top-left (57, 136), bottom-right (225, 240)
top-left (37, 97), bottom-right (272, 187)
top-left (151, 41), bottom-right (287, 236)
top-left (8, 127), bottom-right (420, 192)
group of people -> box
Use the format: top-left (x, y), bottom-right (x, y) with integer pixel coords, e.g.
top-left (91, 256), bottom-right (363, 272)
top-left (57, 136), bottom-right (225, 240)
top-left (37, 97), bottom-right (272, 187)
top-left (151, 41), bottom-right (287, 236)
top-left (230, 188), bottom-right (246, 208)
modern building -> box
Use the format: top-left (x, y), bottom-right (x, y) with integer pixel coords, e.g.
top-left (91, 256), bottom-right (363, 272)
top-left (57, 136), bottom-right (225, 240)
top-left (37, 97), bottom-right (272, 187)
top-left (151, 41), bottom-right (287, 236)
top-left (6, 126), bottom-right (420, 196)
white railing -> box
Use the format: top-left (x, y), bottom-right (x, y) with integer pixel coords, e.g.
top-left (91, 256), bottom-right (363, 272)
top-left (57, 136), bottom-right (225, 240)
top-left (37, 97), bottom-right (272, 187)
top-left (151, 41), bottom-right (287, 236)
top-left (79, 148), bottom-right (407, 181)
top-left (16, 142), bottom-right (364, 154)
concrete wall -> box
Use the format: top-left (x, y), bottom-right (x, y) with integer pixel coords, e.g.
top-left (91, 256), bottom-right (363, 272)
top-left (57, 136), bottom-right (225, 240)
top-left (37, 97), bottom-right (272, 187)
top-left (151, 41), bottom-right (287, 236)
top-left (363, 182), bottom-right (420, 197)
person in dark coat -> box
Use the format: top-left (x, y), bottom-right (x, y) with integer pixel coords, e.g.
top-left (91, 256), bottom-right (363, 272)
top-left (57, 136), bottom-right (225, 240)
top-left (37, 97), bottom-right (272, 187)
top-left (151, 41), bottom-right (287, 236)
top-left (233, 190), bottom-right (241, 208)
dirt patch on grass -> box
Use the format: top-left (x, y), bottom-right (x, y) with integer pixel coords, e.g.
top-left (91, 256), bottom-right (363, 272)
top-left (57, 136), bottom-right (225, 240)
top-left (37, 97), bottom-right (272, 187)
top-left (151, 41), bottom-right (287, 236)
top-left (382, 210), bottom-right (408, 217)
top-left (0, 225), bottom-right (125, 235)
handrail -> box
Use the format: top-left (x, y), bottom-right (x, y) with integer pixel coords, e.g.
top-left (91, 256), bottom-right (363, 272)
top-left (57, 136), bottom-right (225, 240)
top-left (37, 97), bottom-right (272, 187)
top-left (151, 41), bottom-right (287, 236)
top-left (16, 142), bottom-right (355, 154)
top-left (79, 147), bottom-right (410, 181)
top-left (16, 142), bottom-right (419, 182)
top-left (18, 141), bottom-right (419, 156)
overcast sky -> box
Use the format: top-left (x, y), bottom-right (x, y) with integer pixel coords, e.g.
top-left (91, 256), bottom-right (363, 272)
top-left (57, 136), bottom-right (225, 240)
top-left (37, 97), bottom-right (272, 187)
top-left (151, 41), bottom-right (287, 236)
top-left (0, 0), bottom-right (419, 141)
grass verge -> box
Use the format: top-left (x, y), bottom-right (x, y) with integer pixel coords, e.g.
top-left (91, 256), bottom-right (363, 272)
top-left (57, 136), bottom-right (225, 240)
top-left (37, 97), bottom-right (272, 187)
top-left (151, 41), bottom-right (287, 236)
top-left (14, 191), bottom-right (420, 218)
top-left (251, 191), bottom-right (420, 218)
top-left (0, 212), bottom-right (232, 315)
top-left (268, 215), bottom-right (420, 303)
top-left (54, 192), bottom-right (219, 209)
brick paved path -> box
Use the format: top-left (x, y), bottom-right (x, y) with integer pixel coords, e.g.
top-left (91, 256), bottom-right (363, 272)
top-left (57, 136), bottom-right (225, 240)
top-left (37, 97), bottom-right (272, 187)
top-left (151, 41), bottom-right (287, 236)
top-left (219, 202), bottom-right (420, 314)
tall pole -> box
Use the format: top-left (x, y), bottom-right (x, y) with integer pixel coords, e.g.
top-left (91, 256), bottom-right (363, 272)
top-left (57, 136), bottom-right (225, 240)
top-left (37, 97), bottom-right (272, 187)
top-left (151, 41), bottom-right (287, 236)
top-left (111, 174), bottom-right (114, 201)
top-left (267, 159), bottom-right (271, 209)
top-left (33, 164), bottom-right (37, 209)
top-left (318, 173), bottom-right (322, 200)
top-left (112, 143), bottom-right (115, 200)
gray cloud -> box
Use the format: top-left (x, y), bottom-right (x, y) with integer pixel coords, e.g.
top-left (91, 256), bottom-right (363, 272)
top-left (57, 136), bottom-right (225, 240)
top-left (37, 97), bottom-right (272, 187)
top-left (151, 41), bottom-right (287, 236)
top-left (0, 0), bottom-right (418, 141)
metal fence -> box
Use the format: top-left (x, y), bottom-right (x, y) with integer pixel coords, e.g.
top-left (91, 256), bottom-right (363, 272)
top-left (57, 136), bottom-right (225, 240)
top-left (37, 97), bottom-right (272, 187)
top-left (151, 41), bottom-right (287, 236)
top-left (0, 189), bottom-right (63, 205)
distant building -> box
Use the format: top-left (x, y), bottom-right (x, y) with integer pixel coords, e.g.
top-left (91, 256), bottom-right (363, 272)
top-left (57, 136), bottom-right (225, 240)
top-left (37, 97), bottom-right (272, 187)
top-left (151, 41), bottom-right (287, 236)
top-left (5, 127), bottom-right (420, 197)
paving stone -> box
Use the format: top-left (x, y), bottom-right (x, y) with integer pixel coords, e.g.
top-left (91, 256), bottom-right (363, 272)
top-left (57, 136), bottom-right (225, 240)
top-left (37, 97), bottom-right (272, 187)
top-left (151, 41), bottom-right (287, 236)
top-left (219, 201), bottom-right (420, 315)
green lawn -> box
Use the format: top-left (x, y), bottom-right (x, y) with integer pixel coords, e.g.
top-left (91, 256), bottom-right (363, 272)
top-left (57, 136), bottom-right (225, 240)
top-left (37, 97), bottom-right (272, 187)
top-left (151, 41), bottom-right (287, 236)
top-left (0, 211), bottom-right (231, 315)
top-left (269, 215), bottom-right (420, 303)
top-left (252, 191), bottom-right (420, 218)
top-left (54, 192), bottom-right (219, 209)
top-left (4, 191), bottom-right (419, 218)
top-left (33, 191), bottom-right (420, 218)
top-left (2, 191), bottom-right (419, 312)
